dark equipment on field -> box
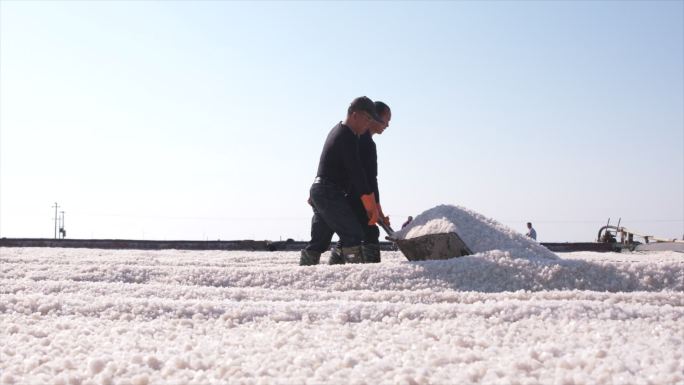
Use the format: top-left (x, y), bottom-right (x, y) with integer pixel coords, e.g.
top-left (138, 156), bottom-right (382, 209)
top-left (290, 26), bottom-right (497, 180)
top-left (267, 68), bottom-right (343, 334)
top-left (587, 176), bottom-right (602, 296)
top-left (598, 217), bottom-right (683, 252)
top-left (378, 221), bottom-right (472, 261)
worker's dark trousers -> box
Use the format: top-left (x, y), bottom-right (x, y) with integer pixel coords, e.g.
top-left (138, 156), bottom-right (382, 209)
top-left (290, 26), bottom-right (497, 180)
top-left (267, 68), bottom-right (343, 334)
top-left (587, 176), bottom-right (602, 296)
top-left (346, 194), bottom-right (380, 245)
top-left (305, 182), bottom-right (365, 253)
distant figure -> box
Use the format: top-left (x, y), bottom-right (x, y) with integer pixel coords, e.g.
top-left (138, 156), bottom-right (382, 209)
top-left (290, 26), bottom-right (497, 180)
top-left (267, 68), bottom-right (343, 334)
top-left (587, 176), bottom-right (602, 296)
top-left (526, 222), bottom-right (537, 240)
top-left (402, 216), bottom-right (414, 229)
top-left (601, 231), bottom-right (616, 243)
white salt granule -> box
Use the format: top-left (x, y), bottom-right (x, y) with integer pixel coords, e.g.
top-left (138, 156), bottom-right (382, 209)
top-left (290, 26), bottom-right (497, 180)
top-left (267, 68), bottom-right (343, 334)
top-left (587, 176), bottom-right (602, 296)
top-left (88, 358), bottom-right (106, 375)
top-left (146, 356), bottom-right (163, 370)
top-left (393, 204), bottom-right (558, 260)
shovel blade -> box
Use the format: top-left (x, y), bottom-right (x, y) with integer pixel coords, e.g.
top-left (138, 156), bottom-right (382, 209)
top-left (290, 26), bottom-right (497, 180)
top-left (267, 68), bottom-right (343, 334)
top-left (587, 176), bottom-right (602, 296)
top-left (394, 232), bottom-right (472, 261)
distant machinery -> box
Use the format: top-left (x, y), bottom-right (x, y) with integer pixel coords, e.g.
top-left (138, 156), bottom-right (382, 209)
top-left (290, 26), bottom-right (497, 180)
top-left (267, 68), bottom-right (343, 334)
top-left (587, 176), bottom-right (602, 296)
top-left (597, 217), bottom-right (682, 251)
top-left (59, 211), bottom-right (66, 239)
top-left (53, 203), bottom-right (66, 239)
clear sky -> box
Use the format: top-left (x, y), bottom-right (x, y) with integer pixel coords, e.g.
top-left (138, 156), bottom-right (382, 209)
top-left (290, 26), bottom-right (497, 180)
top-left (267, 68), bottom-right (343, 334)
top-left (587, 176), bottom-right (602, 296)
top-left (1, 0), bottom-right (682, 242)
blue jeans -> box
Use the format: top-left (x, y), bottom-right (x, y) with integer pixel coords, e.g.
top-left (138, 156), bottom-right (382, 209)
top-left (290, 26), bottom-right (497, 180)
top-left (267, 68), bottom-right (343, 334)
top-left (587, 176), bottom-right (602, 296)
top-left (304, 182), bottom-right (365, 253)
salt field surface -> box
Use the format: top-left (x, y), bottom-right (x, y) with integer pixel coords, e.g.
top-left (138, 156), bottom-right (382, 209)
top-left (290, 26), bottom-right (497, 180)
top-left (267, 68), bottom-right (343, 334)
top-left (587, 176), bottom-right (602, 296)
top-left (1, 247), bottom-right (683, 384)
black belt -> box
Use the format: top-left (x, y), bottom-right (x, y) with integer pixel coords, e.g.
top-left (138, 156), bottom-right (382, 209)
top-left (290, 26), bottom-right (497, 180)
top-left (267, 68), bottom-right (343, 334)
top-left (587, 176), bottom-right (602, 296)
top-left (313, 176), bottom-right (341, 189)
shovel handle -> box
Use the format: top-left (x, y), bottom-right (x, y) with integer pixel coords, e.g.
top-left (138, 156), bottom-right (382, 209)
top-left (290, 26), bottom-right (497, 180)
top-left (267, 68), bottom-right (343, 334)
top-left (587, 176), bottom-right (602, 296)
top-left (378, 221), bottom-right (395, 239)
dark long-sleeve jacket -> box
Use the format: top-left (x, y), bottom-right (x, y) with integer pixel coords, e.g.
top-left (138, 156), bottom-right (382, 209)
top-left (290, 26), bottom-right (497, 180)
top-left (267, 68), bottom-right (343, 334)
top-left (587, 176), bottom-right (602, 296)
top-left (316, 122), bottom-right (372, 196)
top-left (358, 131), bottom-right (380, 203)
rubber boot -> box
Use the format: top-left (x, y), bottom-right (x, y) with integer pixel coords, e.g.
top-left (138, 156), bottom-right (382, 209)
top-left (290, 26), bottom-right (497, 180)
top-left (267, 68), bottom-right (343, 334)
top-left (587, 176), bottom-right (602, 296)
top-left (362, 243), bottom-right (381, 263)
top-left (341, 245), bottom-right (363, 264)
top-left (299, 249), bottom-right (321, 266)
top-left (328, 247), bottom-right (345, 265)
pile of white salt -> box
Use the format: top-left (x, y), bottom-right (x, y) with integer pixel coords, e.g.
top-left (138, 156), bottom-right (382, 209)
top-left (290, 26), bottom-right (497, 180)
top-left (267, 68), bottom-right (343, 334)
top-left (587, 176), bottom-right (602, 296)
top-left (392, 204), bottom-right (558, 260)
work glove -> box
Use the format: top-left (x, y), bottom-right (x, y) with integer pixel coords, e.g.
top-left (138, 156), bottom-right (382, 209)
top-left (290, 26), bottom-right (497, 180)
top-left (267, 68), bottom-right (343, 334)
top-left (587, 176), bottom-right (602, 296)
top-left (378, 204), bottom-right (390, 226)
top-left (360, 193), bottom-right (379, 225)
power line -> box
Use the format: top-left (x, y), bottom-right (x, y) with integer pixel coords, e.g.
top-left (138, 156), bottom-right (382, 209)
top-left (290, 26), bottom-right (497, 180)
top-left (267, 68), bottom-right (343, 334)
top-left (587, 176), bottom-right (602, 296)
top-left (499, 219), bottom-right (684, 224)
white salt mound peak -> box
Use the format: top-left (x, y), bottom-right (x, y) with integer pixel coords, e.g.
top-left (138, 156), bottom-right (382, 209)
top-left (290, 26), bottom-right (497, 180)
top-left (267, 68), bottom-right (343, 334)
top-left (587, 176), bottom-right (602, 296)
top-left (393, 204), bottom-right (558, 260)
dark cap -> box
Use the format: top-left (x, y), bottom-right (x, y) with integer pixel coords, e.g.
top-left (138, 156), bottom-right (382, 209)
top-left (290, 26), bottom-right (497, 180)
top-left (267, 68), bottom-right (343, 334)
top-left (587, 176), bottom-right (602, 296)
top-left (374, 101), bottom-right (390, 115)
top-left (348, 96), bottom-right (384, 123)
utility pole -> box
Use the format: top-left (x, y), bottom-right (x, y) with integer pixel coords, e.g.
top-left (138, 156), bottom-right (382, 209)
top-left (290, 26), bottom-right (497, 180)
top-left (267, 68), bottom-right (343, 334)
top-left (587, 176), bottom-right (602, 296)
top-left (59, 211), bottom-right (65, 239)
top-left (52, 202), bottom-right (59, 239)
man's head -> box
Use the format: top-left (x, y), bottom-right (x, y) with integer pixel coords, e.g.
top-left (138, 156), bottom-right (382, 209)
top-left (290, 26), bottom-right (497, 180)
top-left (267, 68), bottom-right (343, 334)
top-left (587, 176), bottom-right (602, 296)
top-left (527, 222), bottom-right (533, 229)
top-left (345, 96), bottom-right (383, 135)
top-left (369, 101), bottom-right (391, 135)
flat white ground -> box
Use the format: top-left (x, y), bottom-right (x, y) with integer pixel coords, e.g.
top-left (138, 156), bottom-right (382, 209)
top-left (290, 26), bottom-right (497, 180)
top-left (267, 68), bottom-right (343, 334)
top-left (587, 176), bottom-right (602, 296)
top-left (1, 248), bottom-right (683, 385)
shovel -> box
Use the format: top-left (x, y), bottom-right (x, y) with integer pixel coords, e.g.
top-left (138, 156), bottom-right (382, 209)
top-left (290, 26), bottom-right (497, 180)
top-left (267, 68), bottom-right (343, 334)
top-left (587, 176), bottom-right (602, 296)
top-left (378, 221), bottom-right (472, 261)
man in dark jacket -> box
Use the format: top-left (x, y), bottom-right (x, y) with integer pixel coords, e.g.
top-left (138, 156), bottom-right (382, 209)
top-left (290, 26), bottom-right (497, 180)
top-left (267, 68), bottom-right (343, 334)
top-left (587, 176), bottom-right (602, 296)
top-left (300, 96), bottom-right (384, 266)
top-left (330, 101), bottom-right (392, 264)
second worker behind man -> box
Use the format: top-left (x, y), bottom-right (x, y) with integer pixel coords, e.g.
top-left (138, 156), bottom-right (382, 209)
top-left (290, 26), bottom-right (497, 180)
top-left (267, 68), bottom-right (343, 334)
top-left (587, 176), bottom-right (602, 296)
top-left (330, 101), bottom-right (392, 264)
top-left (300, 96), bottom-right (384, 266)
